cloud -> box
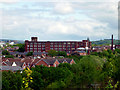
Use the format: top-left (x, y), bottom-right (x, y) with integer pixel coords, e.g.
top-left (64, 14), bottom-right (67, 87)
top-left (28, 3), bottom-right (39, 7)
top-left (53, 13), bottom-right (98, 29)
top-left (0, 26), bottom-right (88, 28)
top-left (53, 2), bottom-right (74, 14)
top-left (0, 0), bottom-right (19, 4)
top-left (1, 1), bottom-right (118, 40)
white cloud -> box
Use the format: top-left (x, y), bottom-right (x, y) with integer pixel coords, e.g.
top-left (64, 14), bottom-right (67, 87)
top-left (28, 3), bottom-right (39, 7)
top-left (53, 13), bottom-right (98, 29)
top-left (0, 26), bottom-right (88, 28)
top-left (0, 0), bottom-right (19, 3)
top-left (53, 2), bottom-right (74, 14)
top-left (1, 1), bottom-right (118, 40)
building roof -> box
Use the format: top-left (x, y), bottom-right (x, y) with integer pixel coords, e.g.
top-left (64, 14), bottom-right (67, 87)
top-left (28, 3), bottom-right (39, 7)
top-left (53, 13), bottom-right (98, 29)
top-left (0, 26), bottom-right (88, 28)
top-left (0, 66), bottom-right (23, 71)
top-left (5, 61), bottom-right (24, 67)
top-left (6, 58), bottom-right (21, 62)
top-left (42, 58), bottom-right (56, 65)
top-left (77, 51), bottom-right (86, 53)
top-left (57, 58), bottom-right (73, 63)
top-left (35, 57), bottom-right (73, 65)
top-left (10, 52), bottom-right (28, 55)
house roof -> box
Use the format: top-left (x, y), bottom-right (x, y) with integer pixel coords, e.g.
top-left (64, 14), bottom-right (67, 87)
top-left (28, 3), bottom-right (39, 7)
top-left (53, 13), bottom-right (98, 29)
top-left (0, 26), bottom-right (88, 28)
top-left (0, 66), bottom-right (23, 71)
top-left (10, 52), bottom-right (28, 55)
top-left (57, 58), bottom-right (72, 63)
top-left (77, 51), bottom-right (86, 53)
top-left (35, 57), bottom-right (57, 65)
top-left (32, 58), bottom-right (41, 64)
top-left (10, 52), bottom-right (48, 55)
top-left (35, 57), bottom-right (73, 65)
top-left (33, 52), bottom-right (48, 55)
top-left (42, 58), bottom-right (56, 65)
top-left (6, 58), bottom-right (21, 62)
top-left (21, 58), bottom-right (34, 64)
top-left (33, 52), bottom-right (42, 55)
top-left (5, 61), bottom-right (24, 67)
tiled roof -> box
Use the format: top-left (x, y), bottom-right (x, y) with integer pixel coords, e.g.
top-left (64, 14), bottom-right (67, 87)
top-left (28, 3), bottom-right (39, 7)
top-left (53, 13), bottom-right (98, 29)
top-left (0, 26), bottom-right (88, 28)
top-left (32, 58), bottom-right (41, 64)
top-left (33, 52), bottom-right (42, 55)
top-left (21, 58), bottom-right (33, 63)
top-left (0, 66), bottom-right (23, 71)
top-left (42, 58), bottom-right (56, 65)
top-left (57, 58), bottom-right (73, 63)
top-left (35, 57), bottom-right (73, 65)
top-left (5, 61), bottom-right (24, 67)
top-left (7, 58), bottom-right (21, 62)
top-left (10, 52), bottom-right (28, 55)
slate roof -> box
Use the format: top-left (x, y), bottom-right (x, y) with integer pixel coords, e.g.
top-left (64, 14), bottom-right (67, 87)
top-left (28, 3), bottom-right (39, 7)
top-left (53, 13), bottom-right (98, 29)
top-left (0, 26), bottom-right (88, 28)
top-left (21, 58), bottom-right (34, 63)
top-left (10, 52), bottom-right (48, 55)
top-left (33, 52), bottom-right (42, 55)
top-left (6, 58), bottom-right (21, 62)
top-left (77, 51), bottom-right (86, 53)
top-left (57, 58), bottom-right (64, 63)
top-left (32, 58), bottom-right (41, 64)
top-left (65, 58), bottom-right (73, 63)
top-left (35, 57), bottom-right (73, 65)
top-left (57, 58), bottom-right (72, 63)
top-left (0, 66), bottom-right (23, 71)
top-left (5, 61), bottom-right (24, 67)
top-left (10, 52), bottom-right (28, 55)
top-left (42, 58), bottom-right (56, 65)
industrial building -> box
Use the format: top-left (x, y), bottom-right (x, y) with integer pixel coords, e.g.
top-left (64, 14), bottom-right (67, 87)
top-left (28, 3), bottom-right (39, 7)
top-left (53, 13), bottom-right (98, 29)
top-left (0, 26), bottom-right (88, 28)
top-left (25, 37), bottom-right (92, 53)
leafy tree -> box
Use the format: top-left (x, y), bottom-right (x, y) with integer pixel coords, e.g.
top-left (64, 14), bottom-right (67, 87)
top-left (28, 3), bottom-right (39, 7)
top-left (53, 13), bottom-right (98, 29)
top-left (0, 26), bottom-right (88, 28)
top-left (113, 55), bottom-right (120, 81)
top-left (17, 44), bottom-right (25, 52)
top-left (2, 71), bottom-right (22, 90)
top-left (114, 49), bottom-right (120, 54)
top-left (22, 67), bottom-right (33, 89)
top-left (70, 55), bottom-right (104, 88)
top-left (5, 55), bottom-right (14, 58)
top-left (31, 65), bottom-right (73, 88)
top-left (48, 50), bottom-right (57, 57)
top-left (58, 63), bottom-right (72, 70)
top-left (47, 81), bottom-right (66, 88)
top-left (26, 52), bottom-right (33, 56)
top-left (57, 51), bottom-right (67, 57)
top-left (2, 50), bottom-right (10, 55)
top-left (30, 71), bottom-right (45, 89)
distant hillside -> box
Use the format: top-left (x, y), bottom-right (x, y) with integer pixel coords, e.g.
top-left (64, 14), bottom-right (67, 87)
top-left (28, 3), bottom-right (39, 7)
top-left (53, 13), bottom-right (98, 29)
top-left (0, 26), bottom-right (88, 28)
top-left (0, 39), bottom-right (120, 46)
top-left (92, 39), bottom-right (119, 46)
top-left (0, 39), bottom-right (24, 44)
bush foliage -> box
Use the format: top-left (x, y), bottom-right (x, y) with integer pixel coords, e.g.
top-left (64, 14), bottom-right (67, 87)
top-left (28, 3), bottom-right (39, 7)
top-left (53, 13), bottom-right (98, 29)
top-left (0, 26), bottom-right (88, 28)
top-left (2, 49), bottom-right (120, 89)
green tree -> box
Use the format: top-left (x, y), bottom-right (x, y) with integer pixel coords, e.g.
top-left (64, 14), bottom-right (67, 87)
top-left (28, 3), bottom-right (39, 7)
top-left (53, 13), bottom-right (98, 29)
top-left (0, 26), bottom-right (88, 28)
top-left (48, 50), bottom-right (57, 57)
top-left (30, 71), bottom-right (45, 89)
top-left (5, 55), bottom-right (14, 58)
top-left (57, 51), bottom-right (67, 57)
top-left (71, 55), bottom-right (104, 88)
top-left (2, 50), bottom-right (10, 55)
top-left (17, 44), bottom-right (25, 52)
top-left (22, 67), bottom-right (33, 89)
top-left (2, 71), bottom-right (22, 90)
top-left (26, 52), bottom-right (33, 56)
top-left (58, 63), bottom-right (72, 71)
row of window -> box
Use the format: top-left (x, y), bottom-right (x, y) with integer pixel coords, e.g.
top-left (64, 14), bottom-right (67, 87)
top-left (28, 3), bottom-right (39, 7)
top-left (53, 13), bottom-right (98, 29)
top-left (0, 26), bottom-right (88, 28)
top-left (28, 49), bottom-right (74, 52)
top-left (29, 43), bottom-right (76, 45)
top-left (29, 42), bottom-right (77, 44)
top-left (27, 45), bottom-right (75, 47)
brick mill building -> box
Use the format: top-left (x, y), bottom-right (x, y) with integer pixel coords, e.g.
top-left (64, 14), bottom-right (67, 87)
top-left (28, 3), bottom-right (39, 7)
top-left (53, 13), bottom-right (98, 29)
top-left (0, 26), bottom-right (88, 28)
top-left (25, 37), bottom-right (92, 53)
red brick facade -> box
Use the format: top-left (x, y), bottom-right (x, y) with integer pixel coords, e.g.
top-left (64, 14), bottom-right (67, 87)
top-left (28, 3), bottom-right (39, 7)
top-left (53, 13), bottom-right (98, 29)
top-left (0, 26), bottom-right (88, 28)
top-left (36, 60), bottom-right (48, 67)
top-left (25, 37), bottom-right (92, 53)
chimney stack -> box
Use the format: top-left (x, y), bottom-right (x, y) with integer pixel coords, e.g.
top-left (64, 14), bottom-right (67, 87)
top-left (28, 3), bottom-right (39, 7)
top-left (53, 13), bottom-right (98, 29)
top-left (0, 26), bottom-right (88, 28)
top-left (31, 37), bottom-right (38, 42)
top-left (111, 34), bottom-right (113, 51)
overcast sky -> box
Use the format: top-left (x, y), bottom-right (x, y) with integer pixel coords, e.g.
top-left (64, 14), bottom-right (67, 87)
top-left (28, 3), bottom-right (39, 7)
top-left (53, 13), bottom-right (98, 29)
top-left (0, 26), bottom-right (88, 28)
top-left (0, 0), bottom-right (119, 41)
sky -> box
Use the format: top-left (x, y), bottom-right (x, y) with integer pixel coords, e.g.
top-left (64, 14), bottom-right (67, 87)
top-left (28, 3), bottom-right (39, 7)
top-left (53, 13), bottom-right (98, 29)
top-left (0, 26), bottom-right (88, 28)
top-left (0, 0), bottom-right (119, 41)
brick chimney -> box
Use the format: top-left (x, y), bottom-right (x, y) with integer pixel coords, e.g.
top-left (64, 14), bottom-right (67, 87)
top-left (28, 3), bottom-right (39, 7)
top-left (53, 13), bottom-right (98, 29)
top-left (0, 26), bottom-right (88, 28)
top-left (111, 34), bottom-right (113, 51)
top-left (31, 37), bottom-right (38, 42)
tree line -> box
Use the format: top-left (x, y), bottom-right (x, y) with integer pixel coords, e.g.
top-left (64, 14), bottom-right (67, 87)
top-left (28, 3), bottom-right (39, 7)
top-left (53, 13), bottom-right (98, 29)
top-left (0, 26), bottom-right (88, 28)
top-left (2, 49), bottom-right (120, 89)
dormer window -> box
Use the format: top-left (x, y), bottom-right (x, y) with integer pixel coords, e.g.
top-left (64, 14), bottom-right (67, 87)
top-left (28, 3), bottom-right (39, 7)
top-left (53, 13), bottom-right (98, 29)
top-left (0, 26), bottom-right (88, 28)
top-left (12, 62), bottom-right (17, 66)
